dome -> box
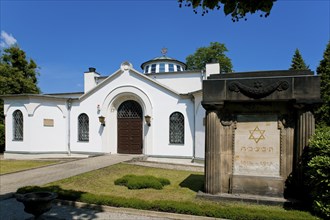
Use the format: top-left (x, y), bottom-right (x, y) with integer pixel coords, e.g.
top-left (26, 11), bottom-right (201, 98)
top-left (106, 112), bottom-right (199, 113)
top-left (141, 50), bottom-right (187, 74)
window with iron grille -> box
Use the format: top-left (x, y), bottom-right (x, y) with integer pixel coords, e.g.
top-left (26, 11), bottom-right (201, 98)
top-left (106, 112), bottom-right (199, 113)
top-left (13, 110), bottom-right (23, 141)
top-left (169, 112), bottom-right (184, 144)
top-left (118, 100), bottom-right (142, 119)
top-left (78, 113), bottom-right (89, 141)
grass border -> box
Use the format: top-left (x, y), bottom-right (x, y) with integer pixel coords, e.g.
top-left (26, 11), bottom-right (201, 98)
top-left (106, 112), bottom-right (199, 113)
top-left (0, 160), bottom-right (64, 175)
top-left (16, 186), bottom-right (317, 220)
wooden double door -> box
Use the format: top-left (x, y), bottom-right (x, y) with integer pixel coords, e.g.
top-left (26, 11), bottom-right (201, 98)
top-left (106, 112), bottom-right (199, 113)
top-left (117, 100), bottom-right (143, 154)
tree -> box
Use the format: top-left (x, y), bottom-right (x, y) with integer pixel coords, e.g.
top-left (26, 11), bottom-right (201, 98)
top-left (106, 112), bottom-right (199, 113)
top-left (289, 49), bottom-right (309, 70)
top-left (0, 46), bottom-right (40, 152)
top-left (185, 42), bottom-right (233, 73)
top-left (315, 41), bottom-right (330, 126)
top-left (178, 0), bottom-right (276, 22)
top-left (304, 127), bottom-right (330, 218)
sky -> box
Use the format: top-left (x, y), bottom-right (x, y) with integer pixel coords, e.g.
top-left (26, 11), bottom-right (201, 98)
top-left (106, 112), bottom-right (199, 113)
top-left (1, 0), bottom-right (329, 94)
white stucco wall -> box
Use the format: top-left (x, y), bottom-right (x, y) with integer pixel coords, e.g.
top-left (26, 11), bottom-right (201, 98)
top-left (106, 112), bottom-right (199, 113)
top-left (4, 101), bottom-right (30, 152)
top-left (4, 98), bottom-right (67, 153)
top-left (70, 67), bottom-right (195, 157)
top-left (193, 93), bottom-right (205, 159)
top-left (29, 104), bottom-right (67, 152)
top-left (149, 72), bottom-right (203, 94)
top-left (2, 63), bottom-right (205, 159)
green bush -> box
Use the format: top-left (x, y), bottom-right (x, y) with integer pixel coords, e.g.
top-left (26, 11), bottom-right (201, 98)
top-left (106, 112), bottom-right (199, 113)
top-left (114, 174), bottom-right (170, 190)
top-left (305, 126), bottom-right (330, 218)
top-left (0, 123), bottom-right (5, 153)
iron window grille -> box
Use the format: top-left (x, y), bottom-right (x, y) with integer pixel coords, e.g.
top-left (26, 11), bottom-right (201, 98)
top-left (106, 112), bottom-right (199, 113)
top-left (78, 113), bottom-right (89, 141)
top-left (169, 112), bottom-right (184, 144)
top-left (13, 110), bottom-right (23, 141)
top-left (118, 100), bottom-right (142, 119)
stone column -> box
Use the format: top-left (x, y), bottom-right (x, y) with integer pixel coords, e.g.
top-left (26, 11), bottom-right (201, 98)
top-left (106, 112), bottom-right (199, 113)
top-left (294, 108), bottom-right (315, 185)
top-left (204, 110), bottom-right (221, 194)
top-left (296, 110), bottom-right (315, 157)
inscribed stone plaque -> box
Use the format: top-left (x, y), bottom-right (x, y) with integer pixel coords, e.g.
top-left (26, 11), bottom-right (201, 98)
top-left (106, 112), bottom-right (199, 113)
top-left (234, 115), bottom-right (280, 177)
top-left (43, 119), bottom-right (54, 127)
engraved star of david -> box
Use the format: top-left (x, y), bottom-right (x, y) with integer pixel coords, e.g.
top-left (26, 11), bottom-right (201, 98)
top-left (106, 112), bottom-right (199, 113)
top-left (248, 126), bottom-right (265, 143)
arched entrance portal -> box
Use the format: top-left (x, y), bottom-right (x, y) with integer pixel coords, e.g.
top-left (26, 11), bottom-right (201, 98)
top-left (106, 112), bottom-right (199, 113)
top-left (117, 100), bottom-right (143, 154)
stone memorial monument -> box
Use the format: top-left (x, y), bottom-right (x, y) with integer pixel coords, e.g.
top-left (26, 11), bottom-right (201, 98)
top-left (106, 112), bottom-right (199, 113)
top-left (202, 66), bottom-right (320, 198)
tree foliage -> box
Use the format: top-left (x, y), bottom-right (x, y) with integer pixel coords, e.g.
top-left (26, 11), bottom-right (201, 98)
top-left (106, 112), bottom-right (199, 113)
top-left (0, 46), bottom-right (40, 152)
top-left (315, 41), bottom-right (330, 126)
top-left (0, 46), bottom-right (40, 96)
top-left (289, 49), bottom-right (309, 70)
top-left (304, 127), bottom-right (330, 218)
top-left (185, 42), bottom-right (233, 73)
top-left (178, 0), bottom-right (276, 21)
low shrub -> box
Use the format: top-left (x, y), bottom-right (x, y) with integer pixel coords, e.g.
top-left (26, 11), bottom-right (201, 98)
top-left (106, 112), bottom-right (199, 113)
top-left (114, 174), bottom-right (170, 190)
top-left (304, 126), bottom-right (330, 218)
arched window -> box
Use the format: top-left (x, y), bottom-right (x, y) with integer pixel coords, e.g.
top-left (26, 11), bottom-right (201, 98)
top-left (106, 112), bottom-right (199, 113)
top-left (13, 110), bottom-right (23, 141)
top-left (169, 112), bottom-right (184, 144)
top-left (78, 113), bottom-right (89, 142)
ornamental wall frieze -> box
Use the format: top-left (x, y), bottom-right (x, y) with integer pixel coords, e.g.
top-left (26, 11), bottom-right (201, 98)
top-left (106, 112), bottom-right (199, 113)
top-left (228, 80), bottom-right (289, 99)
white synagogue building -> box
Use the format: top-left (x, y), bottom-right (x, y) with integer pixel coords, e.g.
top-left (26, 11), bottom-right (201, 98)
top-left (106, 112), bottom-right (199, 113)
top-left (2, 52), bottom-right (220, 160)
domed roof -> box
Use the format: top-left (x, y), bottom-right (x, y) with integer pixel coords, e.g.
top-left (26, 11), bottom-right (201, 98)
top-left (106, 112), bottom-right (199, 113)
top-left (140, 55), bottom-right (187, 70)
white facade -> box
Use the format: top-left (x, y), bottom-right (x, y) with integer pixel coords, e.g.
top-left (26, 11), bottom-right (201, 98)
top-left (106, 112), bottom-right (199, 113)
top-left (2, 58), bottom-right (212, 160)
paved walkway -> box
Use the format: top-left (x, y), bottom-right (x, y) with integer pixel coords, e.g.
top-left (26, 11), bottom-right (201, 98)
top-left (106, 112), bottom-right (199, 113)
top-left (0, 198), bottom-right (220, 220)
top-left (0, 154), bottom-right (136, 198)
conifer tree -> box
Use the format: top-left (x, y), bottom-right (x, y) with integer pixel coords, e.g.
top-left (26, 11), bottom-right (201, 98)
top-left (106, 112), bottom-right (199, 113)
top-left (315, 41), bottom-right (330, 126)
top-left (289, 49), bottom-right (309, 70)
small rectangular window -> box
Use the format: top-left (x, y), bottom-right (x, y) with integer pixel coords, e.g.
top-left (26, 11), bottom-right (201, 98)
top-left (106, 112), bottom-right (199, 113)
top-left (151, 64), bottom-right (156, 73)
top-left (159, 63), bottom-right (165, 72)
top-left (145, 65), bottom-right (149, 73)
top-left (169, 64), bottom-right (174, 72)
top-left (176, 65), bottom-right (181, 71)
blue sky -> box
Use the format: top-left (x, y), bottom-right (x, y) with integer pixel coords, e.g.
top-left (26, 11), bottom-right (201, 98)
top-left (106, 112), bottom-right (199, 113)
top-left (1, 0), bottom-right (329, 94)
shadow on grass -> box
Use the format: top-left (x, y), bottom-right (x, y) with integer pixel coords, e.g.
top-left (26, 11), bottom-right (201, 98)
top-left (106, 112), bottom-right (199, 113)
top-left (15, 185), bottom-right (104, 219)
top-left (179, 174), bottom-right (204, 192)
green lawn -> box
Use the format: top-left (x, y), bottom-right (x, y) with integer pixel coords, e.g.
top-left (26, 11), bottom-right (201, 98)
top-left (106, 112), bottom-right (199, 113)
top-left (18, 163), bottom-right (318, 220)
top-left (0, 159), bottom-right (60, 174)
top-left (49, 163), bottom-right (202, 201)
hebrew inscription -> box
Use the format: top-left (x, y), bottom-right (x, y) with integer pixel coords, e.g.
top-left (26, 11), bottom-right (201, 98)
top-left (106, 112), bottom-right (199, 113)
top-left (234, 115), bottom-right (280, 177)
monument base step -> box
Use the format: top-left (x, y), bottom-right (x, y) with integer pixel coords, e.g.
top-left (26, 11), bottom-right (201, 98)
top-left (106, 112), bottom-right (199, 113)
top-left (196, 191), bottom-right (301, 206)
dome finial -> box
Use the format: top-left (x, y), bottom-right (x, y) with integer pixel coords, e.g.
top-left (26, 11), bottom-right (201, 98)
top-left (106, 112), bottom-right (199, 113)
top-left (161, 48), bottom-right (168, 56)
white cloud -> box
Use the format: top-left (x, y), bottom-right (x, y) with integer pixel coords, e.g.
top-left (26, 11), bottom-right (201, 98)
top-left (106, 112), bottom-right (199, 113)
top-left (0, 31), bottom-right (17, 48)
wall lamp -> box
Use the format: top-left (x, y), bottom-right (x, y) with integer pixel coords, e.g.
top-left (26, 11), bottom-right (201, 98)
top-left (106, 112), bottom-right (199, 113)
top-left (98, 115), bottom-right (105, 126)
top-left (144, 115), bottom-right (151, 127)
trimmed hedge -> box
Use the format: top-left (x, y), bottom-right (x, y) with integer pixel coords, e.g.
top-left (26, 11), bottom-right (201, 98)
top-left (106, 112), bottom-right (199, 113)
top-left (17, 185), bottom-right (317, 220)
top-left (114, 174), bottom-right (170, 190)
